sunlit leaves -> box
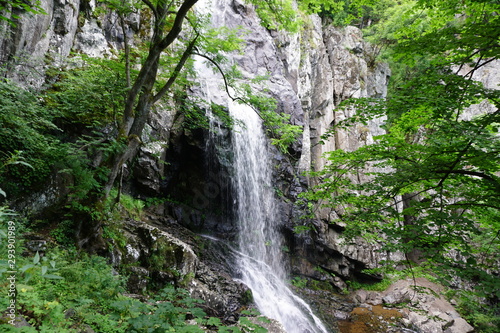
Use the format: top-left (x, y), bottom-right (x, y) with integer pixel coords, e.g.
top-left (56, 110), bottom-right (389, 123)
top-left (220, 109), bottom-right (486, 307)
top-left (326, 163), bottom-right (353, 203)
top-left (198, 26), bottom-right (245, 55)
top-left (366, 0), bottom-right (500, 67)
top-left (260, 111), bottom-right (302, 154)
top-left (0, 80), bottom-right (67, 195)
top-left (244, 0), bottom-right (302, 32)
top-left (45, 57), bottom-right (129, 128)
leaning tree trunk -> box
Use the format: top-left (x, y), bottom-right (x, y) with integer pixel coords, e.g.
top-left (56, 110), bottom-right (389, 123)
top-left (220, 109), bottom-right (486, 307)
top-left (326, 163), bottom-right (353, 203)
top-left (102, 58), bottom-right (159, 196)
top-left (76, 0), bottom-right (199, 253)
top-left (101, 0), bottom-right (199, 197)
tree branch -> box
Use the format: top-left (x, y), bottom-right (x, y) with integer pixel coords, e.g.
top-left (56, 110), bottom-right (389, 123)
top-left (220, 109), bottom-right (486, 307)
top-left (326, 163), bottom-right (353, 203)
top-left (192, 52), bottom-right (245, 104)
top-left (142, 0), bottom-right (158, 20)
top-left (152, 34), bottom-right (199, 104)
top-left (435, 169), bottom-right (500, 191)
top-left (121, 0), bottom-right (198, 135)
top-left (158, 0), bottom-right (198, 50)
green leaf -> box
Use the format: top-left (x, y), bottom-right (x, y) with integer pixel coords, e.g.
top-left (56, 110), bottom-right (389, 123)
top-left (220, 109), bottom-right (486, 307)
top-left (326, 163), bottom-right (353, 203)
top-left (20, 264), bottom-right (34, 272)
top-left (206, 317), bottom-right (222, 326)
top-left (33, 252), bottom-right (40, 265)
top-left (11, 161), bottom-right (34, 169)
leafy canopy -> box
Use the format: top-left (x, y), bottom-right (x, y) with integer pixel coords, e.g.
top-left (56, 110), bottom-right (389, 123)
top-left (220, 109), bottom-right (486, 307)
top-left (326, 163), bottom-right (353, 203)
top-left (303, 0), bottom-right (500, 309)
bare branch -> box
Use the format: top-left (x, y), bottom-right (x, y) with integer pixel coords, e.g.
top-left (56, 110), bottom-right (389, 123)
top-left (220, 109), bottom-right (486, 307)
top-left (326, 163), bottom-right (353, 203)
top-left (192, 52), bottom-right (244, 104)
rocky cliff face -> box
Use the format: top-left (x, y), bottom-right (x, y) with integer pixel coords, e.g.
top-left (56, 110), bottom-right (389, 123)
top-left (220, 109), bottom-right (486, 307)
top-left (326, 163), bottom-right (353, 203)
top-left (267, 10), bottom-right (392, 288)
top-left (177, 0), bottom-right (394, 290)
top-left (1, 0), bottom-right (391, 287)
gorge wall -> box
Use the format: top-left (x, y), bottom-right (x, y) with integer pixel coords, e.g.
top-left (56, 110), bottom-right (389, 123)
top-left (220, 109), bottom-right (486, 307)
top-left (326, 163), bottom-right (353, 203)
top-left (1, 0), bottom-right (391, 282)
top-left (194, 0), bottom-right (392, 288)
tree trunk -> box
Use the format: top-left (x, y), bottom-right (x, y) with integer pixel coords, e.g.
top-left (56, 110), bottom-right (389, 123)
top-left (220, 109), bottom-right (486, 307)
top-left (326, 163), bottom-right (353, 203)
top-left (102, 0), bottom-right (199, 195)
top-left (76, 0), bottom-right (199, 253)
top-left (103, 51), bottom-right (159, 196)
top-left (402, 192), bottom-right (424, 263)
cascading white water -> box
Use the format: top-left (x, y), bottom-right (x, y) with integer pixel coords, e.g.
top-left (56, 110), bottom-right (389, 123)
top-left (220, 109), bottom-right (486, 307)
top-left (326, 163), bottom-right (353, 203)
top-left (194, 1), bottom-right (329, 331)
top-left (229, 101), bottom-right (328, 333)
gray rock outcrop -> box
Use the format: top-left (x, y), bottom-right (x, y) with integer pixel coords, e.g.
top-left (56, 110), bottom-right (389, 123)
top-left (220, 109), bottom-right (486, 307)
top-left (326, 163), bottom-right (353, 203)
top-left (117, 217), bottom-right (252, 320)
top-left (0, 0), bottom-right (79, 86)
top-left (353, 278), bottom-right (474, 333)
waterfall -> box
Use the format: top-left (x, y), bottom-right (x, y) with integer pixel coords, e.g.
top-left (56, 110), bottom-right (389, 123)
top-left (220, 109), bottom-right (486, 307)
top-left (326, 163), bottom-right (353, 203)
top-left (229, 101), bottom-right (327, 333)
top-left (196, 73), bottom-right (328, 333)
top-left (194, 1), bottom-right (328, 332)
top-left (195, 65), bottom-right (329, 333)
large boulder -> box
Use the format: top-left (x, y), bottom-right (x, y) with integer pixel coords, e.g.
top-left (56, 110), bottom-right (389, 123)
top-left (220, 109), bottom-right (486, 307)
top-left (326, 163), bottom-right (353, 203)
top-left (115, 217), bottom-right (252, 320)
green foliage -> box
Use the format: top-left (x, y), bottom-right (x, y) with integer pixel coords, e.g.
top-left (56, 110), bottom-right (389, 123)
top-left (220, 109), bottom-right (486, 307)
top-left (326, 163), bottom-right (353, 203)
top-left (452, 290), bottom-right (500, 333)
top-left (243, 0), bottom-right (395, 31)
top-left (305, 74), bottom-right (500, 277)
top-left (0, 80), bottom-right (67, 196)
top-left (238, 317), bottom-right (267, 333)
top-left (122, 286), bottom-right (205, 333)
top-left (0, 70), bottom-right (123, 200)
top-left (45, 57), bottom-right (128, 129)
top-left (298, 0), bottom-right (393, 27)
top-left (198, 25), bottom-right (245, 57)
top-left (361, 0), bottom-right (499, 83)
top-left (303, 0), bottom-right (500, 328)
top-left (245, 0), bottom-right (391, 31)
top-left (346, 279), bottom-right (392, 292)
top-left (19, 251), bottom-right (64, 282)
top-left (290, 276), bottom-right (308, 289)
top-left (244, 0), bottom-right (302, 32)
top-left (0, 0), bottom-right (46, 26)
top-left (50, 219), bottom-right (77, 247)
top-left (107, 189), bottom-right (145, 221)
top-left (0, 246), bottom-right (125, 331)
top-left (97, 0), bottom-right (141, 16)
top-left (392, 0), bottom-right (500, 65)
top-left (261, 111), bottom-right (302, 154)
top-left (0, 150), bottom-right (33, 198)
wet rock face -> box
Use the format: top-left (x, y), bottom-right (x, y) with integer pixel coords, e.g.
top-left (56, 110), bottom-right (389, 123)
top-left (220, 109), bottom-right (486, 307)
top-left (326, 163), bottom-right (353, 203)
top-left (160, 122), bottom-right (236, 236)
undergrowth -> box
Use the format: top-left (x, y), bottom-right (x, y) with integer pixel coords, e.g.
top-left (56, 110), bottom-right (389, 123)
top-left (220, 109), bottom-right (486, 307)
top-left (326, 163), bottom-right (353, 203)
top-left (0, 210), bottom-right (268, 332)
